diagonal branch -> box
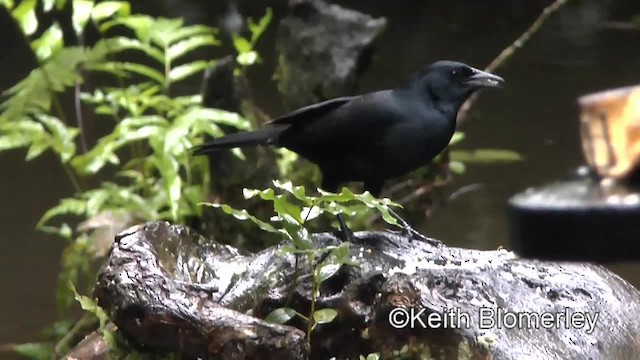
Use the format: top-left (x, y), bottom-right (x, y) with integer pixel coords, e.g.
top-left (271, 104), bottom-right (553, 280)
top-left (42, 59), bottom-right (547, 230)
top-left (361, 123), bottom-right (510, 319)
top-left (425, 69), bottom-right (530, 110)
top-left (457, 0), bottom-right (572, 125)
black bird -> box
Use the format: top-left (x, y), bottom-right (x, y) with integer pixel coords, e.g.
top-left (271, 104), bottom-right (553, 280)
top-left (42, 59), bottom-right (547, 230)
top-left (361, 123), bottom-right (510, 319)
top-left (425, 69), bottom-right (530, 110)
top-left (193, 61), bottom-right (504, 241)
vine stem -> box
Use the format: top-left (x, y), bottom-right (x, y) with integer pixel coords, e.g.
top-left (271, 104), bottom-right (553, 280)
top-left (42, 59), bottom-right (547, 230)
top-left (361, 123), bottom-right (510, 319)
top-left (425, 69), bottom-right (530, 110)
top-left (63, 163), bottom-right (82, 193)
top-left (38, 59), bottom-right (85, 193)
top-left (457, 0), bottom-right (572, 125)
top-left (164, 44), bottom-right (171, 95)
top-left (74, 81), bottom-right (88, 154)
top-left (306, 253), bottom-right (318, 344)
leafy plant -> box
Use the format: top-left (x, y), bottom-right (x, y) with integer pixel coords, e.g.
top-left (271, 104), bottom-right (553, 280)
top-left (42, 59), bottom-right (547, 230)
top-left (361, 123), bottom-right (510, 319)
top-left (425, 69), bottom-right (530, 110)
top-left (0, 0), bottom-right (268, 356)
top-left (231, 8), bottom-right (272, 68)
top-left (359, 353), bottom-right (381, 360)
top-left (204, 180), bottom-right (401, 342)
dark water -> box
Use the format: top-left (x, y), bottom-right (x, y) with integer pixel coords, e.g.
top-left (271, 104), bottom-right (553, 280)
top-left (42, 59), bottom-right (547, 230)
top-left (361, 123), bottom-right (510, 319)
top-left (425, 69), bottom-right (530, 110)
top-left (2, 0), bottom-right (640, 351)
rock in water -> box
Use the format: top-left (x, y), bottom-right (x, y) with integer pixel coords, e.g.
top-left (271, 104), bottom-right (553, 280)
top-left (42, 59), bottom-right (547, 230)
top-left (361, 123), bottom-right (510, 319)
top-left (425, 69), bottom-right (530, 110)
top-left (275, 0), bottom-right (387, 110)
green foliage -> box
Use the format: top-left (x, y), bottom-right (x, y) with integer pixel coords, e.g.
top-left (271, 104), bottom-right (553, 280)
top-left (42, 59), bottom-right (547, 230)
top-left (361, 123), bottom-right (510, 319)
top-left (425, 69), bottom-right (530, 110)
top-left (360, 353), bottom-right (381, 360)
top-left (0, 1), bottom-right (269, 358)
top-left (70, 283), bottom-right (124, 357)
top-left (12, 343), bottom-right (55, 360)
top-left (206, 180), bottom-right (402, 246)
top-left (450, 149), bottom-right (523, 163)
top-left (232, 8), bottom-right (272, 67)
top-left (265, 307), bottom-right (298, 324)
top-left (205, 180), bottom-right (397, 342)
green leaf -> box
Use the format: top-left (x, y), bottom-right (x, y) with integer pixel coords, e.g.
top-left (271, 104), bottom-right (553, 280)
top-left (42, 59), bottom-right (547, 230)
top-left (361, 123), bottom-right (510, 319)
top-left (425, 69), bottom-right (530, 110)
top-left (165, 25), bottom-right (217, 44)
top-left (450, 149), bottom-right (523, 163)
top-left (355, 191), bottom-right (401, 227)
top-left (0, 47), bottom-right (90, 123)
top-left (273, 180), bottom-right (312, 204)
top-left (26, 138), bottom-right (51, 160)
top-left (237, 51), bottom-right (258, 66)
top-left (275, 148), bottom-right (299, 176)
top-left (72, 115), bottom-right (167, 174)
top-left (248, 8), bottom-right (273, 45)
top-left (31, 22), bottom-right (64, 61)
top-left (301, 206), bottom-right (321, 221)
top-left (265, 307), bottom-right (297, 324)
top-left (273, 197), bottom-right (303, 224)
top-left (316, 262), bottom-right (341, 284)
top-left (42, 0), bottom-right (55, 11)
top-left (203, 203), bottom-right (282, 234)
top-left (92, 61), bottom-right (165, 84)
top-left (38, 198), bottom-right (87, 227)
top-left (148, 18), bottom-right (184, 47)
top-left (84, 189), bottom-right (109, 215)
top-left (72, 0), bottom-right (94, 36)
top-left (313, 308), bottom-right (338, 324)
top-left (39, 223), bottom-right (74, 240)
top-left (232, 35), bottom-right (252, 53)
top-left (280, 213), bottom-right (313, 250)
top-left (91, 1), bottom-right (130, 22)
top-left (11, 0), bottom-right (37, 36)
top-left (243, 187), bottom-right (275, 200)
top-left (189, 107), bottom-right (249, 131)
top-left (315, 242), bottom-right (353, 283)
top-left (1, 0), bottom-right (15, 9)
top-left (449, 131), bottom-right (465, 145)
top-left (0, 132), bottom-right (31, 151)
top-left (37, 114), bottom-right (78, 162)
top-left (243, 186), bottom-right (304, 227)
top-left (106, 37), bottom-right (164, 64)
top-left (12, 343), bottom-right (55, 360)
top-left (70, 283), bottom-right (110, 329)
top-left (448, 160), bottom-right (466, 174)
top-left (56, 0), bottom-right (68, 10)
top-left (100, 15), bottom-right (154, 42)
top-left (168, 35), bottom-right (218, 61)
top-left (168, 60), bottom-right (214, 83)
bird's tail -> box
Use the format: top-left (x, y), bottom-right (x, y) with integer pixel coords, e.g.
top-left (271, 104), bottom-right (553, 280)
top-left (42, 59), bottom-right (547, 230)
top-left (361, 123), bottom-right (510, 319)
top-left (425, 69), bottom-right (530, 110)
top-left (192, 127), bottom-right (283, 155)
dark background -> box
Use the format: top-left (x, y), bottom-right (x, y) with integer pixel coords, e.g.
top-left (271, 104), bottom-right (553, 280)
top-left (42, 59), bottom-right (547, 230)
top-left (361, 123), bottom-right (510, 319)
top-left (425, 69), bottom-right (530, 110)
top-left (1, 0), bottom-right (640, 350)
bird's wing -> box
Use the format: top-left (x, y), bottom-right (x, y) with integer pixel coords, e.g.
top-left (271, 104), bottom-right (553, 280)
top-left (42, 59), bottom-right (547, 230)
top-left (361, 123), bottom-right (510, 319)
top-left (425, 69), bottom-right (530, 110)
top-left (278, 91), bottom-right (409, 161)
top-left (266, 96), bottom-right (356, 126)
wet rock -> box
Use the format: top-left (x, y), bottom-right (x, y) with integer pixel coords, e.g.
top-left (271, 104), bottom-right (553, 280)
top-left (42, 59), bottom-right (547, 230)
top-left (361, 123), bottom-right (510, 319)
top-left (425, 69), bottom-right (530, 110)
top-left (275, 0), bottom-right (387, 110)
top-left (86, 221), bottom-right (640, 359)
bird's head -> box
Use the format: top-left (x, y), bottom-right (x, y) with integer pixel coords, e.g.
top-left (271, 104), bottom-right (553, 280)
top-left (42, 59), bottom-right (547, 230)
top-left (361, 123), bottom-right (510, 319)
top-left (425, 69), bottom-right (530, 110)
top-left (411, 60), bottom-right (504, 108)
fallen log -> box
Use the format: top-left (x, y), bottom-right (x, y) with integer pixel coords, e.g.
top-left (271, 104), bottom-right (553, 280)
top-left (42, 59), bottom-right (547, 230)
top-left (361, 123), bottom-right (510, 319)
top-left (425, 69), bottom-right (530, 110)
top-left (69, 221), bottom-right (640, 359)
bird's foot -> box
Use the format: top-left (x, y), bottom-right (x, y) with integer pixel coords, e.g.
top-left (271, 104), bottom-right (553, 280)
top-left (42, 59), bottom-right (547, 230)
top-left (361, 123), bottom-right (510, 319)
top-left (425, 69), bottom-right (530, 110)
top-left (399, 225), bottom-right (442, 247)
top-left (333, 213), bottom-right (356, 242)
top-left (332, 226), bottom-right (356, 242)
top-left (388, 208), bottom-right (442, 246)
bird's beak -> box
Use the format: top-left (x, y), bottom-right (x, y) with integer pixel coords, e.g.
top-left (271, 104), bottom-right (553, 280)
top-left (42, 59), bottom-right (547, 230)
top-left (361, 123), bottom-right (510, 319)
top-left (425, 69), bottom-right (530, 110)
top-left (464, 68), bottom-right (505, 88)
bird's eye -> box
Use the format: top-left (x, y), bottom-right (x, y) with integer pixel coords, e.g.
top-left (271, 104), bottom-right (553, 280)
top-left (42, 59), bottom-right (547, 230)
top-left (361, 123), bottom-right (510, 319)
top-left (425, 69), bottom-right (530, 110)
top-left (452, 67), bottom-right (472, 79)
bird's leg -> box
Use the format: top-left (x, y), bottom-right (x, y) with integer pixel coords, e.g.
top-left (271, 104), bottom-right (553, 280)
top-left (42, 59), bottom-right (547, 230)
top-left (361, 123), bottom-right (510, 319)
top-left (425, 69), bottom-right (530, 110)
top-left (321, 176), bottom-right (356, 242)
top-left (334, 213), bottom-right (355, 242)
top-left (387, 208), bottom-right (442, 246)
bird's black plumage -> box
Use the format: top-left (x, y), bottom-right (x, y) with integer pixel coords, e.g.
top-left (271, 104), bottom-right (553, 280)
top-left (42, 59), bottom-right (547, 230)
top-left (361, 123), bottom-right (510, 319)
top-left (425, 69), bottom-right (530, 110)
top-left (192, 60), bottom-right (504, 199)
